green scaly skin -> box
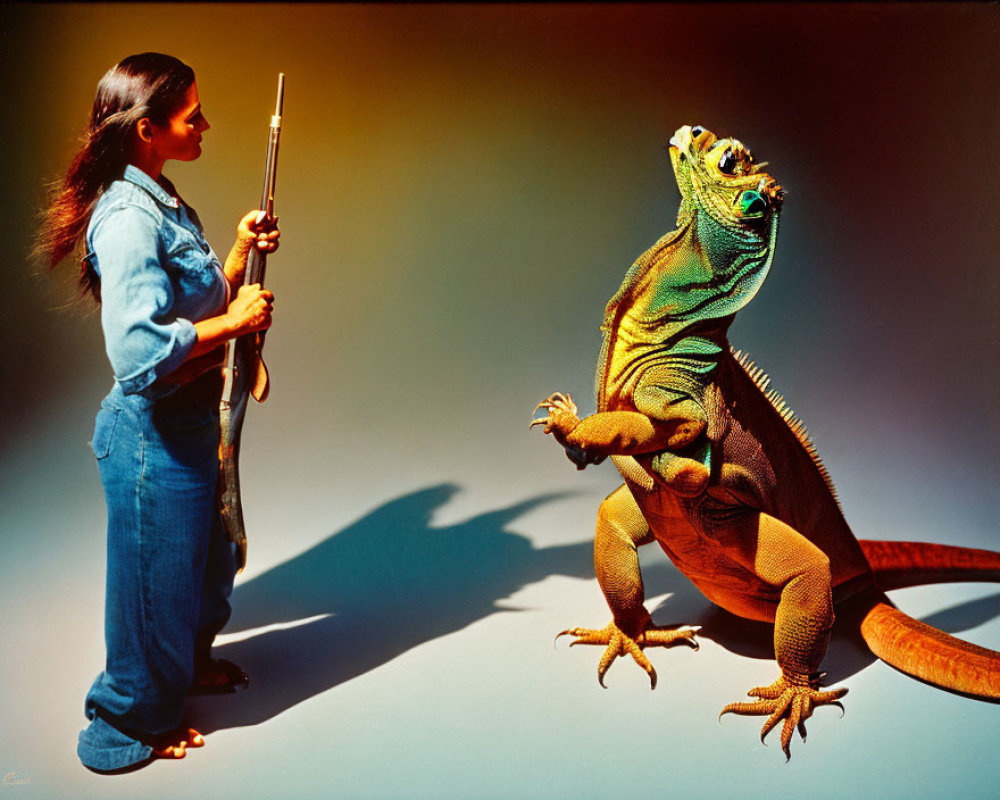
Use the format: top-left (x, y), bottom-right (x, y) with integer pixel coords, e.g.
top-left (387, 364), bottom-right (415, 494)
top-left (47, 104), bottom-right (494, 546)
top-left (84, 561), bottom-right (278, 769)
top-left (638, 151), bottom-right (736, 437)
top-left (532, 125), bottom-right (1000, 759)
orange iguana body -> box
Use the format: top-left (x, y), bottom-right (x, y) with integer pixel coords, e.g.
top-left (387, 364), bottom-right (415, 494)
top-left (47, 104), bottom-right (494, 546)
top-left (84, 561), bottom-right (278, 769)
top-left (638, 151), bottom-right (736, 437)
top-left (533, 125), bottom-right (1000, 758)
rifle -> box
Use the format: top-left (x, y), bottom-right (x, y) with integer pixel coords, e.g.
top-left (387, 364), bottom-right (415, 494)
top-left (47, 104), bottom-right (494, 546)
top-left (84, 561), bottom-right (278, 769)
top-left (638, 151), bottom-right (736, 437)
top-left (218, 73), bottom-right (285, 570)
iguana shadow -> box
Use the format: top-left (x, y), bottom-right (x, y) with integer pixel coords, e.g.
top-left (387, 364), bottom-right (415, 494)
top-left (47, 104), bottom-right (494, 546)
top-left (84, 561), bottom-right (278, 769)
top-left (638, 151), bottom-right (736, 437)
top-left (188, 483), bottom-right (1000, 732)
top-left (188, 483), bottom-right (662, 732)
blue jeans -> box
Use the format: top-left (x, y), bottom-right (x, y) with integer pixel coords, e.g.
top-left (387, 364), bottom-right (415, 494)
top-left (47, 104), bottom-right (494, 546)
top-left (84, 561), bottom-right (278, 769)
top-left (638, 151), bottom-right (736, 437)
top-left (78, 377), bottom-right (237, 771)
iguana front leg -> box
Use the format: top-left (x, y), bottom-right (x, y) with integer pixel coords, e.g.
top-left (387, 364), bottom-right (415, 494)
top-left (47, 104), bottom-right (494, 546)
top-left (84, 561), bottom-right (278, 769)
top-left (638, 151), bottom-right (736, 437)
top-left (531, 391), bottom-right (709, 495)
top-left (558, 484), bottom-right (700, 688)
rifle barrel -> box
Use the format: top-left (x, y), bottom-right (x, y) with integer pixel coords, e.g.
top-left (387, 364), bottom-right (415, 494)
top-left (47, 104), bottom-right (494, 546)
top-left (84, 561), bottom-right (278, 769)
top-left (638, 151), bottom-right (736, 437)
top-left (219, 72), bottom-right (285, 570)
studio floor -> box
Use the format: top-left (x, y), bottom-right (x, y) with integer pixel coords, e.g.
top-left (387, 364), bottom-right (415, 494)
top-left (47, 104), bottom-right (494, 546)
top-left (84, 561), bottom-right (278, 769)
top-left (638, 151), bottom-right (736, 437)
top-left (2, 407), bottom-right (998, 799)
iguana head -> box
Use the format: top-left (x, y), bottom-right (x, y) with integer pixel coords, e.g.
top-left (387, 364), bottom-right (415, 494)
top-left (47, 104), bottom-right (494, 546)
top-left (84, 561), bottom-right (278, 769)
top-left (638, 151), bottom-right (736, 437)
top-left (669, 124), bottom-right (784, 229)
top-left (645, 124), bottom-right (784, 325)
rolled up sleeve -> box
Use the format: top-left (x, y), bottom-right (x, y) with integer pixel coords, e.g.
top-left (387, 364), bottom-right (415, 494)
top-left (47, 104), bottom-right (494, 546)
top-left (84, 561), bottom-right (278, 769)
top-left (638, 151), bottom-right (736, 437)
top-left (94, 206), bottom-right (197, 394)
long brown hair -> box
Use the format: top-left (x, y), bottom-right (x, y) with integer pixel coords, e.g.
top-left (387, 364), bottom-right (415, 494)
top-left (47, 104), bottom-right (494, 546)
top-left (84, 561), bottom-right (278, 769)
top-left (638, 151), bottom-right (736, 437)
top-left (34, 53), bottom-right (195, 302)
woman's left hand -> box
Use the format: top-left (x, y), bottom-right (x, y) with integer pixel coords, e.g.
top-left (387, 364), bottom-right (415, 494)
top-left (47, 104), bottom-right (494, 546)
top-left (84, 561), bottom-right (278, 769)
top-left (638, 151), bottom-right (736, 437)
top-left (237, 209), bottom-right (280, 254)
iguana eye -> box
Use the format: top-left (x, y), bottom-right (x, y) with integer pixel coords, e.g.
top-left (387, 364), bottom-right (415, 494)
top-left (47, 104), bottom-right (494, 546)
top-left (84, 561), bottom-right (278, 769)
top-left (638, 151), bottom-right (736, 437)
top-left (736, 189), bottom-right (768, 218)
top-left (717, 149), bottom-right (736, 175)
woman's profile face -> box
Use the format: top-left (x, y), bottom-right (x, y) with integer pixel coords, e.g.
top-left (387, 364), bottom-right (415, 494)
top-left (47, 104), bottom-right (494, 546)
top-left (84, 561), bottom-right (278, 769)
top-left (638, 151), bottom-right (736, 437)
top-left (147, 81), bottom-right (210, 163)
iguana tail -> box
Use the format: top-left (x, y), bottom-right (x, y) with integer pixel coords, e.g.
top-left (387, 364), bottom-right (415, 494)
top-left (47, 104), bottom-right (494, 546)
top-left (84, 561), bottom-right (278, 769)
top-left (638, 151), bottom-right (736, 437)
top-left (856, 539), bottom-right (1000, 699)
top-left (859, 539), bottom-right (1000, 590)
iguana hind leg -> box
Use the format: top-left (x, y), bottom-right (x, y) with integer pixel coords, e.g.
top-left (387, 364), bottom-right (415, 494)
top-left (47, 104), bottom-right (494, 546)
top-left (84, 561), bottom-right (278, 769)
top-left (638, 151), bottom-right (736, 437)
top-left (559, 484), bottom-right (700, 689)
top-left (717, 512), bottom-right (847, 759)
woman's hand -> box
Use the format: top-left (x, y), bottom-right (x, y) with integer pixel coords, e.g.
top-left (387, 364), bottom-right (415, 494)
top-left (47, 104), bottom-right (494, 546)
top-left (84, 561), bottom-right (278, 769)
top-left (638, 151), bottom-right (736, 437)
top-left (224, 211), bottom-right (280, 289)
top-left (226, 283), bottom-right (274, 335)
top-left (184, 284), bottom-right (275, 374)
top-left (237, 209), bottom-right (280, 254)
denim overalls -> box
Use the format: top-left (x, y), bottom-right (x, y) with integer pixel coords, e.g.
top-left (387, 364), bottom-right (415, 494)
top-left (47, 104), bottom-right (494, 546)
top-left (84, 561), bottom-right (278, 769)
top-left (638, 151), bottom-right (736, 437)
top-left (77, 165), bottom-right (238, 771)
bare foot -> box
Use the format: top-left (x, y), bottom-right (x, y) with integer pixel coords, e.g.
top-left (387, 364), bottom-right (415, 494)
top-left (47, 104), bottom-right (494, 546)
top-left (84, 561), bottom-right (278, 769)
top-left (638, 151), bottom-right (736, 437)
top-left (151, 727), bottom-right (204, 759)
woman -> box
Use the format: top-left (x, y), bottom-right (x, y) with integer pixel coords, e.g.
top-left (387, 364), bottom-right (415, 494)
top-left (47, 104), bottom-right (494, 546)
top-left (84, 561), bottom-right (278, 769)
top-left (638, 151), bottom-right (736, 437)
top-left (35, 53), bottom-right (278, 772)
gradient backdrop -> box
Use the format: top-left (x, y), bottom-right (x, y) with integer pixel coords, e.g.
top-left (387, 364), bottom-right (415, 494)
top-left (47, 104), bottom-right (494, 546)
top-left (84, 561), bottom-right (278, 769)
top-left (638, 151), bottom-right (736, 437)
top-left (2, 4), bottom-right (998, 799)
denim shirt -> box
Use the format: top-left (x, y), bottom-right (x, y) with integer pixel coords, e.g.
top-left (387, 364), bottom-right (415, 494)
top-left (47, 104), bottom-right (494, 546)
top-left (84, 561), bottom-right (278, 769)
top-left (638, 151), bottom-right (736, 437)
top-left (85, 164), bottom-right (229, 396)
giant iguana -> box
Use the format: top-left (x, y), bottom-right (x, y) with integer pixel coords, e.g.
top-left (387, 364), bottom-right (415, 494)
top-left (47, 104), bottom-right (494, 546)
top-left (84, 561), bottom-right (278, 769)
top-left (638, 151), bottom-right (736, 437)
top-left (531, 124), bottom-right (1000, 759)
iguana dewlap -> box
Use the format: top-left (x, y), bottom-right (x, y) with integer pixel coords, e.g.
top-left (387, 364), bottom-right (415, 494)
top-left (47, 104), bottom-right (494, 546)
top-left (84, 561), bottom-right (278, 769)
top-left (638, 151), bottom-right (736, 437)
top-left (532, 125), bottom-right (1000, 759)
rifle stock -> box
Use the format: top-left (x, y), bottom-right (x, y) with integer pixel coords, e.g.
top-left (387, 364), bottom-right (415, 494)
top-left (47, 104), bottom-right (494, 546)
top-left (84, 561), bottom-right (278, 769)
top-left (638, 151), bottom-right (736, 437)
top-left (218, 73), bottom-right (284, 570)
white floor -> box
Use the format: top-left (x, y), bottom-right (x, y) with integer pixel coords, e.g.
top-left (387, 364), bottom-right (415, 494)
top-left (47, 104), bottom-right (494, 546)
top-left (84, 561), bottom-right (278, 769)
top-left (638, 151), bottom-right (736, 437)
top-left (2, 400), bottom-right (998, 800)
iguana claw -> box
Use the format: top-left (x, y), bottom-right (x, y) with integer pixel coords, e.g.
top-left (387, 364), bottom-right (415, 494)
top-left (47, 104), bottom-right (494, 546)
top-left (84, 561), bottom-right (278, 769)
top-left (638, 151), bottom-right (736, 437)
top-left (719, 675), bottom-right (848, 760)
top-left (532, 392), bottom-right (604, 468)
top-left (556, 621), bottom-right (701, 690)
top-left (530, 392), bottom-right (579, 430)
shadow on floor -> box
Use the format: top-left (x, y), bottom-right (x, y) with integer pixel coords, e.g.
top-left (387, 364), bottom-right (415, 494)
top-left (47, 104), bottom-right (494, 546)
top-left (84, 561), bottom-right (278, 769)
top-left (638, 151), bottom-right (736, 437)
top-left (189, 483), bottom-right (598, 732)
top-left (822, 587), bottom-right (1000, 688)
top-left (190, 486), bottom-right (1000, 731)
